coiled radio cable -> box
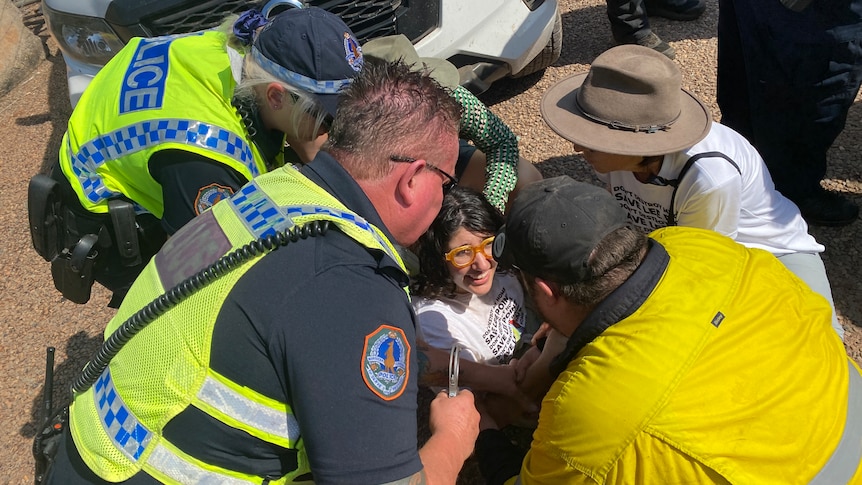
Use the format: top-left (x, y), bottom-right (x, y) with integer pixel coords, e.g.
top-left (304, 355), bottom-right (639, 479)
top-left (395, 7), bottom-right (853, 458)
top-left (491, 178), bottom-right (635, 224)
top-left (70, 220), bottom-right (330, 394)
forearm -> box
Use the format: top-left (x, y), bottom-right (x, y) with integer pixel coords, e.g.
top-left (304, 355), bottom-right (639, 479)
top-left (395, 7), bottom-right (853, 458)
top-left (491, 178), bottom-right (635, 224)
top-left (418, 429), bottom-right (474, 484)
top-left (417, 344), bottom-right (511, 394)
top-left (452, 86), bottom-right (519, 211)
top-left (483, 155), bottom-right (519, 213)
top-left (519, 330), bottom-right (567, 401)
top-left (416, 344), bottom-right (451, 388)
top-left (460, 359), bottom-right (514, 394)
top-left (416, 390), bottom-right (480, 484)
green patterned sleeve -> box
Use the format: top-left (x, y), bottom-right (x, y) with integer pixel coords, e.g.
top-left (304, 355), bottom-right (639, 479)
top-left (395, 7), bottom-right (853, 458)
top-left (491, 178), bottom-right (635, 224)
top-left (451, 86), bottom-right (520, 212)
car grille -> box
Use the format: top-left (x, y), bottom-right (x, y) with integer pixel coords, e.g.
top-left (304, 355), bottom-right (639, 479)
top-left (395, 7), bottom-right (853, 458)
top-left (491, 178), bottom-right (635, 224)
top-left (307, 0), bottom-right (400, 43)
top-left (144, 0), bottom-right (252, 37)
top-left (143, 0), bottom-right (402, 44)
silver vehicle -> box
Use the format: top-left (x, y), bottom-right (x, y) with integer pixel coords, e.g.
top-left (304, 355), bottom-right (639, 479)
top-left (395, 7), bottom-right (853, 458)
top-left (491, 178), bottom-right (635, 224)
top-left (42, 0), bottom-right (562, 106)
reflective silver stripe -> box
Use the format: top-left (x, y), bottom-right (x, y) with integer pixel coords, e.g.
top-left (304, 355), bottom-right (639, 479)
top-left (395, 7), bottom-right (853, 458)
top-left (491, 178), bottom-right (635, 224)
top-left (228, 180), bottom-right (401, 264)
top-left (69, 119), bottom-right (257, 205)
top-left (94, 369), bottom-right (291, 482)
top-left (197, 375), bottom-right (300, 445)
top-left (93, 369), bottom-right (152, 462)
top-left (147, 443), bottom-right (256, 484)
top-left (514, 476), bottom-right (522, 485)
top-left (251, 47), bottom-right (354, 94)
top-left (810, 360), bottom-right (862, 484)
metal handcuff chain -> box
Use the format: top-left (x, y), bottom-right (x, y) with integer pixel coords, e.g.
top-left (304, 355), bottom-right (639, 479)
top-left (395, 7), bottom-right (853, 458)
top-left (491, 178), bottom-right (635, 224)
top-left (448, 345), bottom-right (461, 398)
top-left (70, 220), bottom-right (330, 395)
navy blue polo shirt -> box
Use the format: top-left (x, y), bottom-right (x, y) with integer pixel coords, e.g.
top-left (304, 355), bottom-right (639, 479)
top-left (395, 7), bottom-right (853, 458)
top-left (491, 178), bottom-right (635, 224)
top-left (48, 152), bottom-right (422, 484)
top-left (149, 115), bottom-right (285, 235)
top-left (188, 151), bottom-right (420, 482)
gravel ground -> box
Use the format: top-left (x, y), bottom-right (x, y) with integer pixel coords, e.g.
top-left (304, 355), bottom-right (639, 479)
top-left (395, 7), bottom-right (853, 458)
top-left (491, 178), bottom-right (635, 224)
top-left (1, 1), bottom-right (860, 483)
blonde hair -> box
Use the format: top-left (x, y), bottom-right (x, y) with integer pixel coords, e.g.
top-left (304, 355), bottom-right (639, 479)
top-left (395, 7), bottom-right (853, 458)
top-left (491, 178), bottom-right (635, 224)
top-left (219, 15), bottom-right (330, 141)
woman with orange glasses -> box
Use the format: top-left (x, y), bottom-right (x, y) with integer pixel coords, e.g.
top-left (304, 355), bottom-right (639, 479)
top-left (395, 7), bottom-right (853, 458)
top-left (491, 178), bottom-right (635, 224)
top-left (412, 187), bottom-right (569, 417)
top-left (411, 187), bottom-right (528, 365)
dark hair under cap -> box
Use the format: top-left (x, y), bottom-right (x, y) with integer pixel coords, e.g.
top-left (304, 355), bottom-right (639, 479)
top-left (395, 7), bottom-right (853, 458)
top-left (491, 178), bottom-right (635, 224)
top-left (493, 176), bottom-right (629, 284)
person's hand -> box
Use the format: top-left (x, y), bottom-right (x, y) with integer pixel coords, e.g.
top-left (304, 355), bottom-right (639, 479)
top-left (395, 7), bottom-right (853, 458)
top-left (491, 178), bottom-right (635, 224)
top-left (479, 363), bottom-right (539, 415)
top-left (542, 328), bottom-right (568, 360)
top-left (511, 345), bottom-right (541, 384)
top-left (477, 392), bottom-right (537, 430)
top-left (513, 329), bottom-right (568, 403)
top-left (532, 322), bottom-right (552, 344)
top-left (428, 389), bottom-right (480, 461)
top-left (481, 361), bottom-right (520, 396)
top-left (286, 132), bottom-right (328, 164)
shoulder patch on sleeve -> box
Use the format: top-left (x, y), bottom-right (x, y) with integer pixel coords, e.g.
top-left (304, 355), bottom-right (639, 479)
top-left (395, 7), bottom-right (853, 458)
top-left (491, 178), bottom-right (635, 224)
top-left (195, 183), bottom-right (234, 215)
top-left (362, 324), bottom-right (410, 401)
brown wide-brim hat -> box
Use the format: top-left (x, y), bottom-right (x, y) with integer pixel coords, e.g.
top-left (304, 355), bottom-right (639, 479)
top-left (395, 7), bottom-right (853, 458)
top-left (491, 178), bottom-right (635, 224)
top-left (541, 44), bottom-right (711, 156)
top-left (362, 34), bottom-right (460, 90)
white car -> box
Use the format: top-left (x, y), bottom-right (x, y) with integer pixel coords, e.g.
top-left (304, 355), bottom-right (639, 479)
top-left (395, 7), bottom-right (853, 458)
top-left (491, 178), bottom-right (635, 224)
top-left (42, 0), bottom-right (562, 107)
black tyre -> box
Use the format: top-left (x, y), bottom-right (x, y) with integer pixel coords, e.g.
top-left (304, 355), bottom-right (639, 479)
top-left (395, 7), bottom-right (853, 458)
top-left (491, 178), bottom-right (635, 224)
top-left (511, 10), bottom-right (563, 78)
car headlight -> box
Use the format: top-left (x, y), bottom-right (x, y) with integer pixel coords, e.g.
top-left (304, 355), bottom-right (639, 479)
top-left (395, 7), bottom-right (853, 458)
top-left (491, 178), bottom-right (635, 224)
top-left (44, 8), bottom-right (125, 67)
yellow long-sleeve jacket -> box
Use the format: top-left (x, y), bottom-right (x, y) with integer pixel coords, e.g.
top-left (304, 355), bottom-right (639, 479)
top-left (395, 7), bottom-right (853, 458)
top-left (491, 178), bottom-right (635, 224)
top-left (513, 227), bottom-right (862, 484)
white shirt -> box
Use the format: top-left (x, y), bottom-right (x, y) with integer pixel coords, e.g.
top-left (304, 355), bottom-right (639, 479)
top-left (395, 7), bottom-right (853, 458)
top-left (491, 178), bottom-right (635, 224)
top-left (413, 272), bottom-right (526, 364)
top-left (597, 123), bottom-right (823, 254)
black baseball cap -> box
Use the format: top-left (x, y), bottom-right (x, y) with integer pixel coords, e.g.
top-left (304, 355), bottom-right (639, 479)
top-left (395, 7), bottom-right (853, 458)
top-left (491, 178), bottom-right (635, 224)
top-left (493, 177), bottom-right (629, 283)
top-left (252, 7), bottom-right (363, 116)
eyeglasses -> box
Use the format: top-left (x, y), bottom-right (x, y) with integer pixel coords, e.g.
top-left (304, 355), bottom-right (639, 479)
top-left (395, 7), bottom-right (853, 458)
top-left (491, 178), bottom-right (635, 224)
top-left (285, 90), bottom-right (333, 131)
top-left (444, 236), bottom-right (495, 268)
top-left (389, 155), bottom-right (459, 194)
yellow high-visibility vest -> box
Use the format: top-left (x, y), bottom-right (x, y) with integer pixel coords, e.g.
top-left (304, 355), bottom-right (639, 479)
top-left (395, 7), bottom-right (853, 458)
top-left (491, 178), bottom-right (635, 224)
top-left (58, 30), bottom-right (270, 218)
top-left (70, 164), bottom-right (406, 483)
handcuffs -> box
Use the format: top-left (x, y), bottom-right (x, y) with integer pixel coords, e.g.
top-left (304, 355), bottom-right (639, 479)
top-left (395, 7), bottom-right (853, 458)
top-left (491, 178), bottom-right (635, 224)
top-left (448, 345), bottom-right (460, 398)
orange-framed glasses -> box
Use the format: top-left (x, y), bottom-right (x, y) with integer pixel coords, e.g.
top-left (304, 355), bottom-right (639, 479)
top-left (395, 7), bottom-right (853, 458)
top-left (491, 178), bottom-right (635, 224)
top-left (444, 236), bottom-right (495, 268)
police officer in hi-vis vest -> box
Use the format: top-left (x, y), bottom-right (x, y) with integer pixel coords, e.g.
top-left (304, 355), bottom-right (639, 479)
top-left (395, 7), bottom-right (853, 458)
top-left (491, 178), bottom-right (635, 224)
top-left (43, 58), bottom-right (480, 484)
top-left (28, 7), bottom-right (361, 306)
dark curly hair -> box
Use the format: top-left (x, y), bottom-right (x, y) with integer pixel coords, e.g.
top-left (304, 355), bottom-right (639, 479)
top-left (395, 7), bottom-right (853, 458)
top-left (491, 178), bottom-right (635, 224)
top-left (410, 186), bottom-right (505, 298)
